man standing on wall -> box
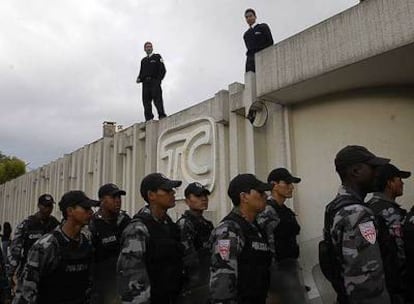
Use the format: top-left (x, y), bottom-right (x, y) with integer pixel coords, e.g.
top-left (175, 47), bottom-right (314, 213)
top-left (136, 41), bottom-right (167, 122)
top-left (7, 195), bottom-right (59, 283)
top-left (243, 8), bottom-right (273, 73)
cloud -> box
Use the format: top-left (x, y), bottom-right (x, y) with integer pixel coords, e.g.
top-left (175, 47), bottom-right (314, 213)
top-left (0, 0), bottom-right (358, 168)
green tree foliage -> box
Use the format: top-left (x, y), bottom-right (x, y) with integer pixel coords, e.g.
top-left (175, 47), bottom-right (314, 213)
top-left (0, 152), bottom-right (26, 184)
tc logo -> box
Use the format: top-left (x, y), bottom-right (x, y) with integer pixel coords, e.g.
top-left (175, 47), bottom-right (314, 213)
top-left (157, 117), bottom-right (216, 199)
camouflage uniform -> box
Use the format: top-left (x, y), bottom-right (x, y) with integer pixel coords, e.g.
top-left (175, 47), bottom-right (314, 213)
top-left (117, 205), bottom-right (183, 304)
top-left (329, 186), bottom-right (390, 304)
top-left (209, 207), bottom-right (271, 304)
top-left (257, 200), bottom-right (308, 304)
top-left (7, 213), bottom-right (59, 278)
top-left (89, 209), bottom-right (131, 304)
top-left (12, 225), bottom-right (93, 304)
top-left (256, 202), bottom-right (280, 257)
top-left (0, 248), bottom-right (10, 303)
top-left (404, 207), bottom-right (414, 303)
top-left (176, 211), bottom-right (213, 303)
top-left (368, 193), bottom-right (407, 302)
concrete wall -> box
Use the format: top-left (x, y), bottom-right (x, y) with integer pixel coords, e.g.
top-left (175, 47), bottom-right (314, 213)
top-left (2, 1), bottom-right (414, 301)
top-left (288, 88), bottom-right (414, 299)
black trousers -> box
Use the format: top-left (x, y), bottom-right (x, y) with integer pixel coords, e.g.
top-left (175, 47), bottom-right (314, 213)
top-left (142, 79), bottom-right (167, 121)
top-left (245, 55), bottom-right (255, 73)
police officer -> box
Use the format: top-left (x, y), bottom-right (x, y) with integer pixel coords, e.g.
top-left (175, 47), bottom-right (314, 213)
top-left (136, 41), bottom-right (167, 121)
top-left (0, 248), bottom-right (10, 304)
top-left (404, 204), bottom-right (414, 303)
top-left (12, 190), bottom-right (98, 304)
top-left (243, 8), bottom-right (273, 73)
top-left (320, 145), bottom-right (391, 304)
top-left (176, 182), bottom-right (214, 303)
top-left (117, 173), bottom-right (183, 304)
top-left (8, 194), bottom-right (59, 282)
top-left (210, 174), bottom-right (272, 304)
top-left (89, 183), bottom-right (131, 304)
top-left (368, 164), bottom-right (411, 303)
top-left (257, 168), bottom-right (308, 304)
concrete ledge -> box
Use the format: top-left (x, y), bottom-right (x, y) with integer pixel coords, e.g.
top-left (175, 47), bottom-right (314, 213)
top-left (256, 0), bottom-right (414, 103)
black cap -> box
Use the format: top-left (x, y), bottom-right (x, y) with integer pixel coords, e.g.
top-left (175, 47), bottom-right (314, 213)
top-left (184, 182), bottom-right (211, 198)
top-left (228, 174), bottom-right (272, 204)
top-left (267, 168), bottom-right (301, 184)
top-left (98, 183), bottom-right (126, 199)
top-left (140, 173), bottom-right (182, 201)
top-left (377, 164), bottom-right (411, 183)
top-left (335, 145), bottom-right (390, 170)
top-left (59, 191), bottom-right (100, 212)
top-left (38, 194), bottom-right (55, 206)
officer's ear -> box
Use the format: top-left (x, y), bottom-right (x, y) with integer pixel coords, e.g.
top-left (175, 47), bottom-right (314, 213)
top-left (147, 190), bottom-right (157, 202)
top-left (239, 192), bottom-right (249, 204)
top-left (66, 206), bottom-right (74, 219)
top-left (350, 164), bottom-right (362, 177)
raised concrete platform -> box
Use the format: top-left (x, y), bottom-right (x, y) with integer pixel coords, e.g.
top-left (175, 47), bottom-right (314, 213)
top-left (256, 0), bottom-right (414, 103)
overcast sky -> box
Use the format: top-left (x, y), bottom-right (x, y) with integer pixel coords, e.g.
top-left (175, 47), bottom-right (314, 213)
top-left (0, 0), bottom-right (357, 169)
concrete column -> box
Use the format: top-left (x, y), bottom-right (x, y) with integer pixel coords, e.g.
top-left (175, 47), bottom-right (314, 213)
top-left (242, 72), bottom-right (257, 173)
top-left (143, 121), bottom-right (159, 174)
top-left (228, 82), bottom-right (246, 177)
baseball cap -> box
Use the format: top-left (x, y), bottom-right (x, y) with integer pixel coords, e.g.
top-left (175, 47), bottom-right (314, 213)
top-left (267, 168), bottom-right (301, 184)
top-left (140, 173), bottom-right (182, 201)
top-left (38, 194), bottom-right (55, 206)
top-left (58, 191), bottom-right (100, 212)
top-left (377, 164), bottom-right (411, 183)
top-left (228, 174), bottom-right (272, 204)
top-left (335, 145), bottom-right (390, 171)
top-left (98, 183), bottom-right (126, 199)
top-left (184, 182), bottom-right (211, 198)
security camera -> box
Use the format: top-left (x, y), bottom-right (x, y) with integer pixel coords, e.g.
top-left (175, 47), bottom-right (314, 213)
top-left (246, 101), bottom-right (268, 128)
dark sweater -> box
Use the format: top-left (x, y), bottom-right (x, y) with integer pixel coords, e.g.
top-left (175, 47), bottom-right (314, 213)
top-left (137, 53), bottom-right (166, 82)
top-left (243, 23), bottom-right (274, 57)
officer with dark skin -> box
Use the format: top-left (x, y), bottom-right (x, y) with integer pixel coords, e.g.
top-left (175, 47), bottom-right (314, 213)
top-left (176, 182), bottom-right (214, 303)
top-left (320, 145), bottom-right (391, 304)
top-left (368, 164), bottom-right (411, 304)
top-left (117, 173), bottom-right (183, 304)
top-left (210, 174), bottom-right (273, 304)
top-left (89, 183), bottom-right (131, 304)
top-left (243, 8), bottom-right (273, 73)
top-left (12, 190), bottom-right (98, 304)
top-left (136, 41), bottom-right (167, 121)
top-left (8, 194), bottom-right (59, 283)
top-left (404, 201), bottom-right (414, 303)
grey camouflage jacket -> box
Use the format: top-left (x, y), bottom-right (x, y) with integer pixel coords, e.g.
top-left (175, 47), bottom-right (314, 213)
top-left (330, 186), bottom-right (390, 304)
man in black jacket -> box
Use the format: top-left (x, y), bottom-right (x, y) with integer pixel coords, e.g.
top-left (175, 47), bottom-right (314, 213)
top-left (136, 41), bottom-right (167, 121)
top-left (8, 194), bottom-right (60, 281)
top-left (243, 8), bottom-right (273, 73)
top-left (368, 164), bottom-right (411, 304)
top-left (257, 168), bottom-right (308, 304)
top-left (89, 183), bottom-right (131, 304)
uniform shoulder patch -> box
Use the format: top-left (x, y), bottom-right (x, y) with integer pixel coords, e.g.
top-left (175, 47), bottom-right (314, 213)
top-left (358, 221), bottom-right (377, 244)
top-left (217, 239), bottom-right (231, 261)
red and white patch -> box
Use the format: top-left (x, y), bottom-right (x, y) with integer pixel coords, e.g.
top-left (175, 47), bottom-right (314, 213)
top-left (359, 221), bottom-right (377, 244)
top-left (217, 239), bottom-right (231, 261)
top-left (392, 224), bottom-right (402, 238)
